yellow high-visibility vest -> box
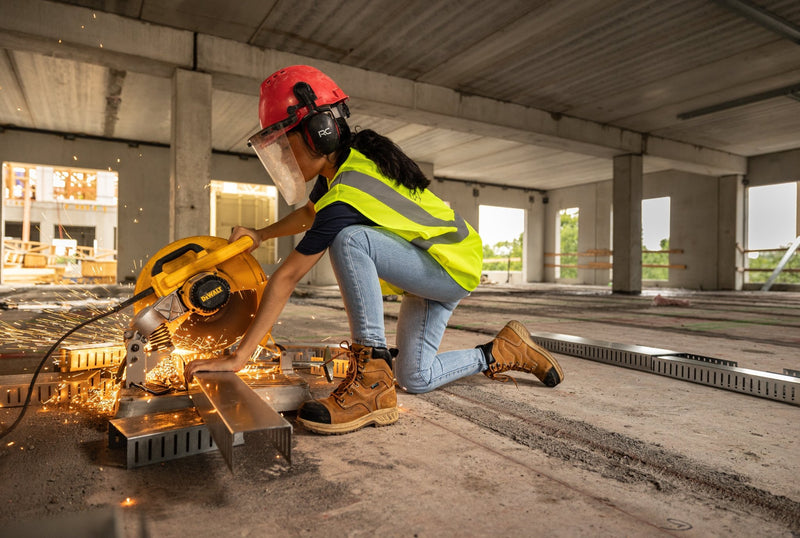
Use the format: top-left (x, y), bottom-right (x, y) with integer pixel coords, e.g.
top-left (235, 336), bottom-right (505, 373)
top-left (315, 149), bottom-right (483, 292)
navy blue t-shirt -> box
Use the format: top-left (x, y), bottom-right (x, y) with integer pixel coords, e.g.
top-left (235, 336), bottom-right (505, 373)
top-left (295, 176), bottom-right (376, 255)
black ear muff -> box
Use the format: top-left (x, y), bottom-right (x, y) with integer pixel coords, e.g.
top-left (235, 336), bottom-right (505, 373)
top-left (303, 110), bottom-right (340, 155)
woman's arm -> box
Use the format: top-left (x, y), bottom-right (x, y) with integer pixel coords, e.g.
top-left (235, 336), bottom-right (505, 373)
top-left (230, 200), bottom-right (316, 251)
top-left (183, 248), bottom-right (324, 385)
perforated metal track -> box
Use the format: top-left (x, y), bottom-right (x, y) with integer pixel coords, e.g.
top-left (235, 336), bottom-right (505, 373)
top-left (530, 331), bottom-right (798, 406)
top-left (108, 408), bottom-right (244, 469)
top-left (0, 371), bottom-right (106, 407)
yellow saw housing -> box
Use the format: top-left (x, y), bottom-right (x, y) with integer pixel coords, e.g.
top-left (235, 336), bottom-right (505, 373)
top-left (132, 236), bottom-right (267, 353)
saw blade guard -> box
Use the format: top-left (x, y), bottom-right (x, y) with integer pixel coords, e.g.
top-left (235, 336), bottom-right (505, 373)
top-left (132, 236), bottom-right (268, 353)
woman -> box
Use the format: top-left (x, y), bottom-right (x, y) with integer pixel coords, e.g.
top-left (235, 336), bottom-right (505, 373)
top-left (184, 65), bottom-right (564, 434)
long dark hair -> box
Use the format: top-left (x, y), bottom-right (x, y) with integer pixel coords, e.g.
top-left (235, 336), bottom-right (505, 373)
top-left (336, 124), bottom-right (430, 193)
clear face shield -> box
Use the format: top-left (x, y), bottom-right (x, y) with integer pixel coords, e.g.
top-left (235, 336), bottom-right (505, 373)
top-left (247, 126), bottom-right (307, 206)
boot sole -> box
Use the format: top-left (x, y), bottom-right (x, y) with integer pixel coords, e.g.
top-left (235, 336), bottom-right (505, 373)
top-left (297, 407), bottom-right (399, 435)
top-left (506, 320), bottom-right (565, 386)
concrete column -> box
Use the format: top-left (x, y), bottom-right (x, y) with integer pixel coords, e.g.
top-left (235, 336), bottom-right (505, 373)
top-left (524, 194), bottom-right (545, 282)
top-left (170, 69), bottom-right (212, 241)
top-left (593, 182), bottom-right (613, 285)
top-left (457, 182), bottom-right (480, 237)
top-left (796, 180), bottom-right (800, 238)
top-left (717, 175), bottom-right (745, 290)
top-left (612, 154), bottom-right (643, 294)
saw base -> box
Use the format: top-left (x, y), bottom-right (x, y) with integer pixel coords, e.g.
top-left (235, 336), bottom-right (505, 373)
top-left (240, 373), bottom-right (312, 412)
top-left (115, 372), bottom-right (310, 418)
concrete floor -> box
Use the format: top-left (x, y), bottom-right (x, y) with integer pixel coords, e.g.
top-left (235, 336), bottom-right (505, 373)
top-left (0, 283), bottom-right (798, 537)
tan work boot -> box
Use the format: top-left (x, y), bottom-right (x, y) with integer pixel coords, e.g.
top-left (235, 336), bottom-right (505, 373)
top-left (297, 343), bottom-right (398, 434)
top-left (478, 320), bottom-right (564, 387)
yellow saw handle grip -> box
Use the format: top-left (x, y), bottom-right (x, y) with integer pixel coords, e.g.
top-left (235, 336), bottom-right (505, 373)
top-left (150, 235), bottom-right (254, 297)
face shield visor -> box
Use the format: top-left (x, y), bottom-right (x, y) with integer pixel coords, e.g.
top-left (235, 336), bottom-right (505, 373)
top-left (248, 124), bottom-right (307, 206)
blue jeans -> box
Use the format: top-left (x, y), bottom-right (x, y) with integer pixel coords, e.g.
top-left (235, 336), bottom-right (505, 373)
top-left (329, 225), bottom-right (488, 394)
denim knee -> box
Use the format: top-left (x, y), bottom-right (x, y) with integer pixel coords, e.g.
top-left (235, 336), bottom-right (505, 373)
top-left (395, 369), bottom-right (435, 394)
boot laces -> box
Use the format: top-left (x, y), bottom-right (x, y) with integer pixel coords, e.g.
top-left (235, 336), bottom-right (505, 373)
top-left (486, 370), bottom-right (519, 387)
top-left (486, 357), bottom-right (536, 387)
top-left (331, 341), bottom-right (366, 402)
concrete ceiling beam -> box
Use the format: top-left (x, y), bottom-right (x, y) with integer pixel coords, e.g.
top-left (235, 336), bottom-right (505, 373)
top-left (0, 0), bottom-right (193, 77)
top-left (199, 35), bottom-right (747, 176)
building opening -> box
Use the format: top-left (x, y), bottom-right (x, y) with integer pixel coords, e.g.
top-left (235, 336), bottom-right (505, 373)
top-left (556, 207), bottom-right (578, 280)
top-left (642, 197), bottom-right (671, 281)
top-left (746, 182), bottom-right (798, 285)
top-left (479, 205), bottom-right (524, 284)
top-left (2, 162), bottom-right (118, 284)
top-left (209, 180), bottom-right (279, 268)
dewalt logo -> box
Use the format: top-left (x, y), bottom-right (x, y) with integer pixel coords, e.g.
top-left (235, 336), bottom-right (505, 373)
top-left (200, 286), bottom-right (224, 303)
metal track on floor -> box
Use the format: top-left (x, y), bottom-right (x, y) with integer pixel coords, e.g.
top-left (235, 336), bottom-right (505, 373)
top-left (108, 407), bottom-right (244, 469)
top-left (530, 331), bottom-right (798, 406)
top-left (0, 371), bottom-right (109, 407)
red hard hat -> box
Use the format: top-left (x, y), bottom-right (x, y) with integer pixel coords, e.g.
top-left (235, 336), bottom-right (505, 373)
top-left (258, 65), bottom-right (349, 132)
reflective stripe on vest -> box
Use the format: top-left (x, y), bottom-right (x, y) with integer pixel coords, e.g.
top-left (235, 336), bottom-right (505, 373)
top-left (316, 149), bottom-right (483, 291)
top-left (327, 171), bottom-right (470, 249)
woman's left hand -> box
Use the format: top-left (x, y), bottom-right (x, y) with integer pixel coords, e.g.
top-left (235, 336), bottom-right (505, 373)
top-left (229, 226), bottom-right (261, 252)
top-left (183, 355), bottom-right (241, 387)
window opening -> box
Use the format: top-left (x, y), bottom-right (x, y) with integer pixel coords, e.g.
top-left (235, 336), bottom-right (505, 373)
top-left (642, 197), bottom-right (671, 281)
top-left (746, 182), bottom-right (798, 284)
top-left (2, 161), bottom-right (118, 285)
top-left (479, 205), bottom-right (524, 284)
top-left (4, 221), bottom-right (41, 243)
top-left (209, 180), bottom-right (279, 267)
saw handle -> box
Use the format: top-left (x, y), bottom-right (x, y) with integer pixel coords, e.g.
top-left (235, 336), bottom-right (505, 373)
top-left (150, 243), bottom-right (205, 276)
top-left (149, 236), bottom-right (255, 297)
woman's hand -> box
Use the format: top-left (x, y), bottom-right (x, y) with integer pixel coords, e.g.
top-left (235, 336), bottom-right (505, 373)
top-left (183, 354), bottom-right (245, 387)
top-left (229, 226), bottom-right (261, 252)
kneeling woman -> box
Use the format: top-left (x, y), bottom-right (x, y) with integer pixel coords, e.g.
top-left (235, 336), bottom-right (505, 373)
top-left (184, 65), bottom-right (564, 434)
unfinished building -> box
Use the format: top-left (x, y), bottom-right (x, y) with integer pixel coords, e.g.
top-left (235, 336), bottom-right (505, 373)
top-left (0, 1), bottom-right (798, 536)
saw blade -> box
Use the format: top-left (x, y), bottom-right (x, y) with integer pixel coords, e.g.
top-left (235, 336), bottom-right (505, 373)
top-left (172, 289), bottom-right (259, 352)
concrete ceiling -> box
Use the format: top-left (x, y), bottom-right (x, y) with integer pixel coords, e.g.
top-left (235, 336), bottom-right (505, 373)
top-left (1, 0), bottom-right (799, 192)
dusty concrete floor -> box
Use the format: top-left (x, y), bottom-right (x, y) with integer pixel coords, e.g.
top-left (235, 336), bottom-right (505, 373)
top-left (0, 283), bottom-right (798, 537)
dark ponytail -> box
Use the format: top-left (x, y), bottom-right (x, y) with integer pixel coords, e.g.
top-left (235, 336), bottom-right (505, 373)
top-left (336, 125), bottom-right (430, 193)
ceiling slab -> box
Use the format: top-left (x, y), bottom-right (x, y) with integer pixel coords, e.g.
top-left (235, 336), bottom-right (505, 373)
top-left (12, 50), bottom-right (107, 134)
top-left (115, 71), bottom-right (171, 143)
top-left (1, 0), bottom-right (798, 191)
top-left (0, 50), bottom-right (33, 127)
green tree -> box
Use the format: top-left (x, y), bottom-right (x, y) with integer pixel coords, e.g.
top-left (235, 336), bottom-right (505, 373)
top-left (559, 211), bottom-right (578, 279)
top-left (642, 238), bottom-right (669, 281)
top-left (482, 232), bottom-right (523, 271)
top-left (747, 246), bottom-right (800, 284)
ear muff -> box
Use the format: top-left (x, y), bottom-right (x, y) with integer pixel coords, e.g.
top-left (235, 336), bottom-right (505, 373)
top-left (302, 110), bottom-right (340, 155)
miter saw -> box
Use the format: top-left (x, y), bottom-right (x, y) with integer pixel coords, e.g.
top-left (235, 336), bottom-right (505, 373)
top-left (2, 235), bottom-right (329, 465)
top-left (121, 235), bottom-right (269, 390)
top-left (116, 235), bottom-right (331, 419)
top-left (105, 235), bottom-right (334, 469)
